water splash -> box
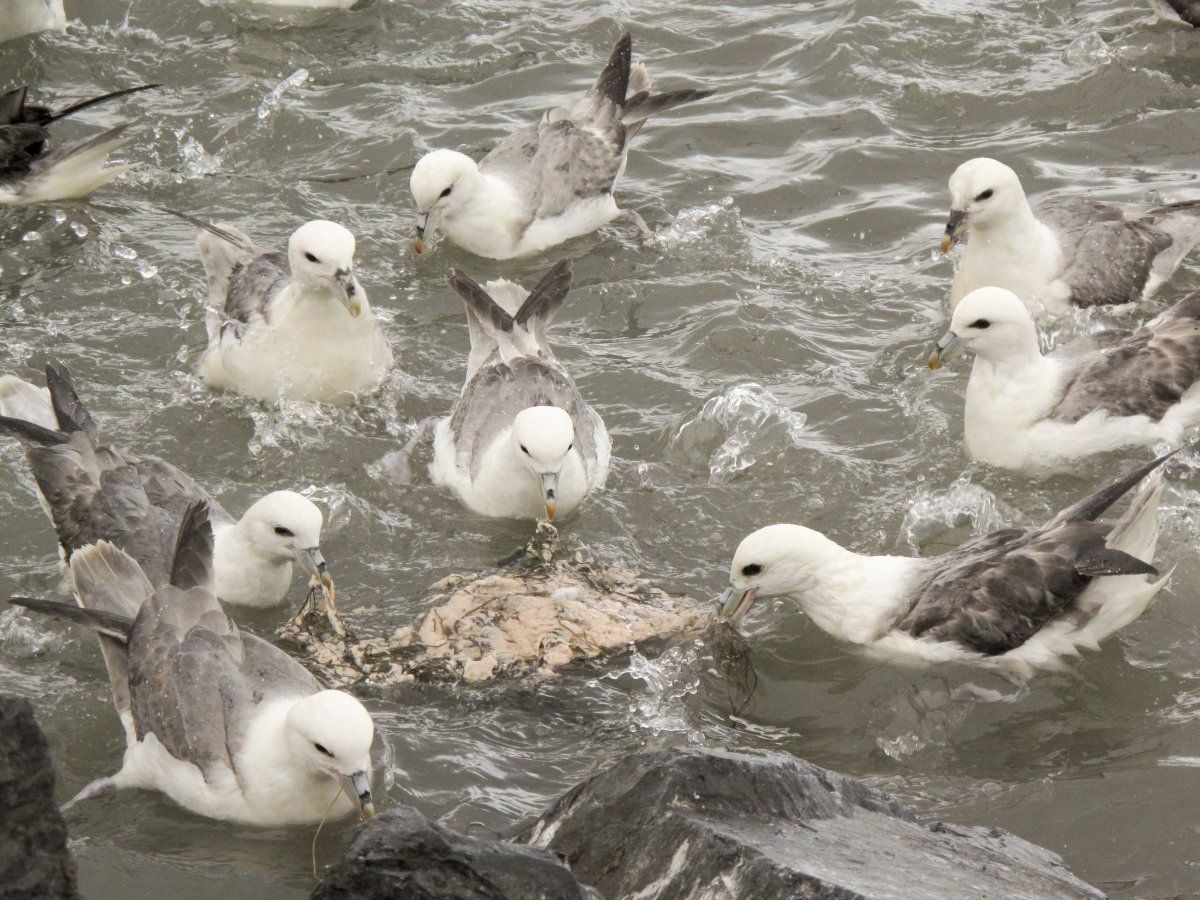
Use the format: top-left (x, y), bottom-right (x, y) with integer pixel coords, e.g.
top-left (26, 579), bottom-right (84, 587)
top-left (900, 478), bottom-right (1023, 552)
top-left (666, 382), bottom-right (807, 485)
top-left (651, 196), bottom-right (744, 252)
top-left (258, 68), bottom-right (310, 120)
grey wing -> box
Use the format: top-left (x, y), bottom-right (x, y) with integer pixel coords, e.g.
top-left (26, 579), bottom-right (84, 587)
top-left (218, 252), bottom-right (290, 340)
top-left (127, 586), bottom-right (251, 782)
top-left (1050, 300), bottom-right (1200, 422)
top-left (132, 456), bottom-right (228, 526)
top-left (1038, 197), bottom-right (1173, 307)
top-left (27, 437), bottom-right (193, 586)
top-left (896, 523), bottom-right (1105, 655)
top-left (449, 357), bottom-right (597, 478)
top-left (480, 107), bottom-right (626, 224)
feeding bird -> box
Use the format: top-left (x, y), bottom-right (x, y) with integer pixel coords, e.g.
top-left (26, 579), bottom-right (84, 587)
top-left (929, 286), bottom-right (1200, 472)
top-left (719, 451), bottom-right (1177, 678)
top-left (430, 259), bottom-right (610, 521)
top-left (941, 157), bottom-right (1200, 317)
top-left (0, 0), bottom-right (66, 45)
top-left (8, 505), bottom-right (376, 825)
top-left (0, 365), bottom-right (330, 607)
top-left (172, 212), bottom-right (393, 404)
top-left (409, 32), bottom-right (713, 259)
top-left (0, 82), bottom-right (157, 204)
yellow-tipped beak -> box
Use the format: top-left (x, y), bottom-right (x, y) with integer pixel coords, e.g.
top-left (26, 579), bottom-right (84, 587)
top-left (928, 331), bottom-right (962, 370)
top-left (941, 209), bottom-right (968, 254)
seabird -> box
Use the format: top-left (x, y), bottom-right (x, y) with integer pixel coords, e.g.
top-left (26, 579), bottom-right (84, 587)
top-left (0, 365), bottom-right (330, 607)
top-left (8, 505), bottom-right (376, 825)
top-left (929, 286), bottom-right (1200, 471)
top-left (172, 212), bottom-right (393, 404)
top-left (0, 83), bottom-right (157, 204)
top-left (0, 0), bottom-right (65, 44)
top-left (941, 157), bottom-right (1200, 316)
top-left (719, 451), bottom-right (1176, 678)
top-left (409, 32), bottom-right (713, 259)
top-left (430, 259), bottom-right (610, 521)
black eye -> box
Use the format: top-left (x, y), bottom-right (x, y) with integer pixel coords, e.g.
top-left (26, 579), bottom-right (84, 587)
top-left (741, 563), bottom-right (762, 577)
top-left (274, 526), bottom-right (294, 537)
top-left (313, 742), bottom-right (333, 757)
top-left (520, 445), bottom-right (529, 454)
top-left (439, 186), bottom-right (453, 199)
top-left (974, 189), bottom-right (993, 202)
top-left (969, 319), bottom-right (990, 329)
top-left (304, 252), bottom-right (319, 263)
top-left (566, 443), bottom-right (573, 452)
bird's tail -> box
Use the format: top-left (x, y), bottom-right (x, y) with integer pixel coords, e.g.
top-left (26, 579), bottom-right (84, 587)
top-left (593, 32), bottom-right (633, 107)
top-left (621, 88), bottom-right (715, 128)
top-left (6, 596), bottom-right (133, 644)
top-left (1050, 449), bottom-right (1181, 526)
top-left (0, 364), bottom-right (97, 446)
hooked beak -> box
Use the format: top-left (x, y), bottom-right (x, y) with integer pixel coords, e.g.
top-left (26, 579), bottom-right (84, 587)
top-left (293, 546), bottom-right (332, 590)
top-left (334, 269), bottom-right (361, 318)
top-left (343, 771), bottom-right (375, 820)
top-left (413, 207), bottom-right (445, 254)
top-left (718, 585), bottom-right (759, 628)
top-left (539, 472), bottom-right (558, 521)
top-left (928, 331), bottom-right (963, 370)
top-left (940, 209), bottom-right (968, 253)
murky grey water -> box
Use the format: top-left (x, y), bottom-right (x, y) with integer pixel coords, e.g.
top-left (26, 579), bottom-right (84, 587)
top-left (2, 1), bottom-right (1200, 897)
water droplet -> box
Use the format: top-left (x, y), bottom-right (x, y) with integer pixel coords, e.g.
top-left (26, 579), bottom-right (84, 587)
top-left (112, 245), bottom-right (138, 261)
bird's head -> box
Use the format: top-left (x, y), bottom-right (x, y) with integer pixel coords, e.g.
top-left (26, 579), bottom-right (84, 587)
top-left (410, 149), bottom-right (477, 253)
top-left (240, 491), bottom-right (327, 586)
top-left (511, 406), bottom-right (576, 521)
top-left (287, 220), bottom-right (362, 317)
top-left (942, 157), bottom-right (1027, 251)
top-left (929, 285), bottom-right (1038, 369)
top-left (718, 524), bottom-right (837, 628)
top-left (284, 689), bottom-right (376, 819)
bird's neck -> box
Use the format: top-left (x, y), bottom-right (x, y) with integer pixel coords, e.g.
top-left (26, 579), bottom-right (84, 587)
top-left (780, 539), bottom-right (918, 645)
top-left (963, 351), bottom-right (1060, 466)
top-left (276, 282), bottom-right (371, 319)
top-left (443, 172), bottom-right (526, 257)
top-left (236, 698), bottom-right (353, 825)
top-left (212, 522), bottom-right (293, 608)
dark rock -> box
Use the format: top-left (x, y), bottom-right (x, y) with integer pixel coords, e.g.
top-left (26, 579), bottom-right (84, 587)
top-left (522, 747), bottom-right (1103, 900)
top-left (312, 807), bottom-right (596, 900)
top-left (0, 694), bottom-right (77, 900)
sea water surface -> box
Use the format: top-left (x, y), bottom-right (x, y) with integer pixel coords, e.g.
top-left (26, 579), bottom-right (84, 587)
top-left (2, 1), bottom-right (1200, 897)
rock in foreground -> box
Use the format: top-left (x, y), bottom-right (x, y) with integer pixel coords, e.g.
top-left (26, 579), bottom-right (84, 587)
top-left (312, 807), bottom-right (596, 900)
top-left (523, 747), bottom-right (1102, 900)
top-left (0, 694), bottom-right (77, 900)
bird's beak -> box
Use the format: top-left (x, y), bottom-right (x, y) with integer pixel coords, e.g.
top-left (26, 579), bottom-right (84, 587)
top-left (293, 547), bottom-right (331, 590)
top-left (334, 269), bottom-right (361, 318)
top-left (928, 331), bottom-right (963, 370)
top-left (718, 585), bottom-right (759, 628)
top-left (539, 472), bottom-right (558, 521)
top-left (413, 208), bottom-right (444, 254)
top-left (940, 209), bottom-right (968, 253)
top-left (343, 771), bottom-right (375, 820)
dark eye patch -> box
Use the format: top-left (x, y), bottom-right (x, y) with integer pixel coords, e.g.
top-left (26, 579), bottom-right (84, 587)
top-left (304, 252), bottom-right (319, 263)
top-left (969, 319), bottom-right (991, 329)
top-left (313, 742), bottom-right (333, 757)
top-left (439, 186), bottom-right (453, 199)
top-left (974, 189), bottom-right (993, 202)
top-left (520, 445), bottom-right (529, 454)
top-left (274, 526), bottom-right (294, 537)
top-left (741, 563), bottom-right (763, 577)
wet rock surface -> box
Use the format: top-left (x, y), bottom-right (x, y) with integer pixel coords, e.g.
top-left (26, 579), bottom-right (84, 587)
top-left (522, 746), bottom-right (1103, 900)
top-left (0, 694), bottom-right (77, 900)
top-left (311, 807), bottom-right (596, 900)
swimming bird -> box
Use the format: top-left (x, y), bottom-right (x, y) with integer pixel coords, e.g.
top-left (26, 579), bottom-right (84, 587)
top-left (0, 83), bottom-right (157, 204)
top-left (431, 259), bottom-right (610, 521)
top-left (928, 286), bottom-right (1200, 471)
top-left (719, 451), bottom-right (1175, 677)
top-left (409, 32), bottom-right (713, 259)
top-left (0, 0), bottom-right (65, 44)
top-left (173, 213), bottom-right (393, 404)
top-left (8, 506), bottom-right (376, 825)
top-left (0, 365), bottom-right (329, 607)
top-left (941, 157), bottom-right (1200, 316)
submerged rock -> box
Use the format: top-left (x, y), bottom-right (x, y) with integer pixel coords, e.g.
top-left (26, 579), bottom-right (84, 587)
top-left (0, 694), bottom-right (78, 900)
top-left (311, 807), bottom-right (596, 900)
top-left (522, 747), bottom-right (1102, 900)
top-left (281, 525), bottom-right (709, 686)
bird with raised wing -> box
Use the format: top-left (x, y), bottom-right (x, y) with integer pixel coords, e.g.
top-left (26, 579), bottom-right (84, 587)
top-left (8, 505), bottom-right (376, 825)
top-left (431, 259), bottom-right (610, 521)
top-left (719, 452), bottom-right (1176, 678)
top-left (0, 365), bottom-right (329, 607)
top-left (929, 286), bottom-right (1200, 471)
top-left (173, 212), bottom-right (392, 404)
top-left (941, 157), bottom-right (1200, 317)
top-left (410, 32), bottom-right (713, 259)
top-left (0, 83), bottom-right (156, 204)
